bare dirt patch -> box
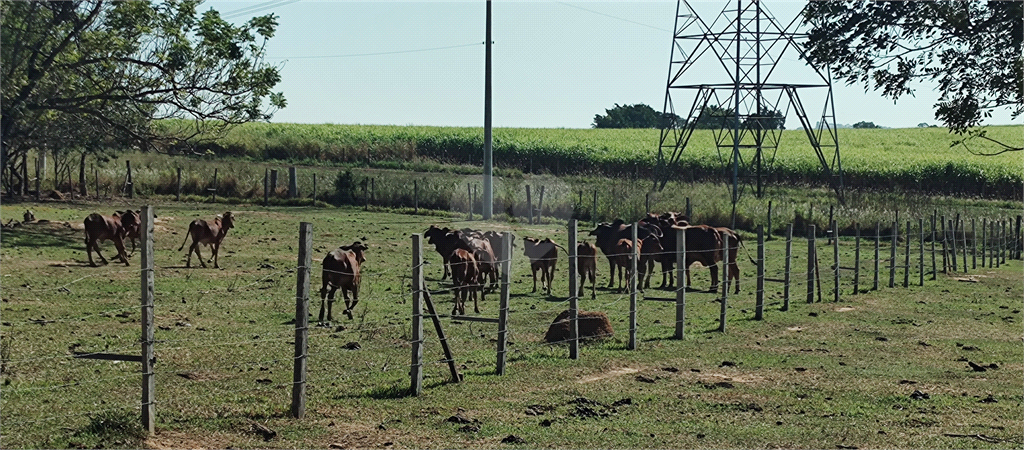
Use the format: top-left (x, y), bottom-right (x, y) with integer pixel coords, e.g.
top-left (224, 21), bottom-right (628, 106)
top-left (835, 306), bottom-right (856, 312)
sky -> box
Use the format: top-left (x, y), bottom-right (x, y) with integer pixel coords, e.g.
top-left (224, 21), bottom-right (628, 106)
top-left (209, 0), bottom-right (1020, 130)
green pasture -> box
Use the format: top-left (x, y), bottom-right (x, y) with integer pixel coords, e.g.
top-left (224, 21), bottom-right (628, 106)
top-left (1, 200), bottom-right (1021, 449)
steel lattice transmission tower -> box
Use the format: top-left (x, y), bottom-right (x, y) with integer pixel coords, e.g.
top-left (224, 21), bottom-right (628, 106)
top-left (655, 0), bottom-right (845, 209)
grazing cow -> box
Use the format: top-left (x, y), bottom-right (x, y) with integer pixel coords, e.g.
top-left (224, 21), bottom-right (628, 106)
top-left (449, 248), bottom-right (482, 315)
top-left (589, 219), bottom-right (663, 289)
top-left (522, 237), bottom-right (561, 295)
top-left (670, 224), bottom-right (728, 292)
top-left (576, 241), bottom-right (598, 299)
top-left (83, 211), bottom-right (139, 267)
top-left (319, 241), bottom-right (369, 323)
top-left (177, 211), bottom-right (235, 268)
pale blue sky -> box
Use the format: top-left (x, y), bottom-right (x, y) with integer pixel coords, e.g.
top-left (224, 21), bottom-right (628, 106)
top-left (210, 0), bottom-right (1018, 129)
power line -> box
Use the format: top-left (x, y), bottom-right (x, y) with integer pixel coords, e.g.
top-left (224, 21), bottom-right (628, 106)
top-left (555, 2), bottom-right (670, 33)
top-left (222, 0), bottom-right (302, 20)
top-left (267, 42), bottom-right (482, 60)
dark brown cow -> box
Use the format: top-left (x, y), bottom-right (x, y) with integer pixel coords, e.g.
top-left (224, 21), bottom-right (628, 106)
top-left (117, 210), bottom-right (143, 255)
top-left (671, 224), bottom-right (727, 292)
top-left (522, 237), bottom-right (561, 295)
top-left (576, 241), bottom-right (598, 299)
top-left (319, 241), bottom-right (369, 323)
top-left (177, 211), bottom-right (235, 268)
top-left (83, 212), bottom-right (138, 267)
top-left (713, 227), bottom-right (750, 294)
top-left (465, 236), bottom-right (499, 292)
top-left (449, 248), bottom-right (482, 315)
top-left (425, 225), bottom-right (457, 280)
top-left (590, 220), bottom-right (662, 289)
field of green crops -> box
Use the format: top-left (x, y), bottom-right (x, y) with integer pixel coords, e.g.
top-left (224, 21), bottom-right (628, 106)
top-left (179, 122), bottom-right (1022, 198)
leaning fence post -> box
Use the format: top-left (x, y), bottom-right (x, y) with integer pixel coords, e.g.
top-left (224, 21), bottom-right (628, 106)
top-left (526, 185), bottom-right (533, 224)
top-left (140, 206), bottom-right (155, 435)
top-left (766, 201), bottom-right (773, 240)
top-left (720, 232), bottom-right (730, 330)
top-left (497, 232), bottom-right (511, 373)
top-left (756, 225), bottom-right (765, 319)
top-left (808, 225), bottom-right (817, 303)
top-left (292, 222), bottom-right (311, 419)
top-left (410, 234), bottom-right (424, 395)
top-left (568, 221), bottom-right (579, 359)
top-left (675, 226), bottom-right (687, 338)
top-left (628, 223), bottom-right (638, 349)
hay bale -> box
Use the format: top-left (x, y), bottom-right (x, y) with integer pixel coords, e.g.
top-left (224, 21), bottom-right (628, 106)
top-left (544, 310), bottom-right (613, 343)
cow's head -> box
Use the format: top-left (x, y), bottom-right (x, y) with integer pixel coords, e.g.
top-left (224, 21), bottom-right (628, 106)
top-left (221, 211), bottom-right (235, 229)
top-left (341, 241), bottom-right (369, 264)
top-left (424, 225), bottom-right (449, 244)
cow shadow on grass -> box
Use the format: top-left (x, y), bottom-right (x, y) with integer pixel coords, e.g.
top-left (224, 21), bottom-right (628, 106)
top-left (2, 222), bottom-right (82, 249)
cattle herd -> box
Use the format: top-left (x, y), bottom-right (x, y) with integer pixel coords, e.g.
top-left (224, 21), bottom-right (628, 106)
top-left (81, 209), bottom-right (748, 326)
top-left (418, 212), bottom-right (751, 320)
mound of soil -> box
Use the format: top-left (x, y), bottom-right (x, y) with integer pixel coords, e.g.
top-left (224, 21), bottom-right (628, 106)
top-left (544, 309), bottom-right (613, 343)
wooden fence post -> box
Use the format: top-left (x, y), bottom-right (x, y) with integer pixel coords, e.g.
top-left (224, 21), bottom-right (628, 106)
top-left (292, 222), bottom-right (311, 419)
top-left (568, 221), bottom-right (579, 359)
top-left (94, 166), bottom-right (100, 200)
top-left (903, 221), bottom-right (911, 288)
top-left (593, 190), bottom-right (598, 225)
top-left (1001, 220), bottom-right (1008, 265)
top-left (288, 167), bottom-right (298, 199)
top-left (1015, 215), bottom-right (1022, 260)
top-left (755, 225), bottom-right (764, 319)
top-left (675, 227), bottom-right (686, 338)
top-left (832, 220), bottom-right (840, 302)
top-left (263, 169), bottom-right (269, 206)
top-left (720, 232), bottom-right (730, 330)
top-left (270, 169), bottom-right (278, 193)
top-left (525, 185), bottom-right (533, 224)
top-left (888, 222), bottom-right (897, 288)
top-left (853, 223), bottom-right (860, 295)
top-left (312, 173), bottom-right (317, 204)
top-left (940, 215), bottom-right (948, 273)
top-left (972, 218), bottom-right (977, 269)
top-left (873, 222), bottom-right (880, 290)
top-left (808, 225), bottom-right (817, 303)
top-left (211, 168), bottom-right (218, 202)
top-left (497, 232), bottom-right (512, 373)
top-left (140, 206), bottom-right (155, 435)
top-left (766, 201), bottom-right (773, 240)
top-left (176, 168), bottom-right (182, 201)
top-left (410, 234), bottom-right (424, 395)
top-left (783, 223), bottom-right (792, 311)
top-left (537, 185), bottom-right (545, 225)
top-left (960, 219), bottom-right (967, 273)
top-left (35, 158), bottom-right (41, 201)
top-left (628, 223), bottom-right (638, 349)
top-left (414, 180), bottom-right (419, 214)
top-left (919, 219), bottom-right (925, 286)
top-left (467, 183), bottom-right (472, 220)
top-left (685, 197), bottom-right (692, 220)
top-left (949, 219), bottom-right (958, 272)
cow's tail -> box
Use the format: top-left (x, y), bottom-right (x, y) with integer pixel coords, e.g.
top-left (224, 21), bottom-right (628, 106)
top-left (736, 235), bottom-right (757, 265)
top-left (177, 228), bottom-right (192, 251)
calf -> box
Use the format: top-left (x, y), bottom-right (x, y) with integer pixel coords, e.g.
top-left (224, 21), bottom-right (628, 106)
top-left (609, 238), bottom-right (639, 292)
top-left (320, 241), bottom-right (369, 323)
top-left (177, 211), bottom-right (235, 268)
top-left (449, 248), bottom-right (482, 315)
top-left (576, 241), bottom-right (598, 299)
top-left (83, 212), bottom-right (138, 267)
top-left (589, 219), bottom-right (663, 289)
top-left (714, 227), bottom-right (749, 294)
top-left (522, 237), bottom-right (561, 295)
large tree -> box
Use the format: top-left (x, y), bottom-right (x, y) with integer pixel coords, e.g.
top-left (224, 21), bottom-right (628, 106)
top-left (593, 103), bottom-right (680, 129)
top-left (801, 1), bottom-right (1023, 154)
top-left (1, 0), bottom-right (286, 194)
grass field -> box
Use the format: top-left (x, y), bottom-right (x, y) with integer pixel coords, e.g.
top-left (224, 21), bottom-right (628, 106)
top-left (1, 199), bottom-right (1021, 449)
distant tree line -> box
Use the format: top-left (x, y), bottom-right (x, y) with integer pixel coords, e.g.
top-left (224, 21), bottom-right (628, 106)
top-left (593, 103), bottom-right (785, 130)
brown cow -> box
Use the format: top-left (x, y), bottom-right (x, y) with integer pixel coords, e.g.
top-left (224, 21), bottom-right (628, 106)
top-left (177, 211), bottom-right (235, 268)
top-left (589, 220), bottom-right (663, 289)
top-left (83, 212), bottom-right (138, 267)
top-left (465, 236), bottom-right (499, 292)
top-left (522, 237), bottom-right (561, 295)
top-left (713, 227), bottom-right (749, 294)
top-left (576, 241), bottom-right (598, 299)
top-left (671, 224), bottom-right (727, 292)
top-left (449, 248), bottom-right (482, 315)
top-left (609, 238), bottom-right (639, 292)
top-left (425, 225), bottom-right (456, 280)
top-left (319, 241), bottom-right (369, 323)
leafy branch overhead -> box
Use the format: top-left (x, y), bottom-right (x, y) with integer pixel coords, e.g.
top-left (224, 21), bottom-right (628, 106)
top-left (0, 0), bottom-right (287, 188)
top-left (801, 1), bottom-right (1022, 153)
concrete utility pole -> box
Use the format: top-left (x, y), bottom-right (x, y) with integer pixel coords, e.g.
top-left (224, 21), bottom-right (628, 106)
top-left (482, 0), bottom-right (494, 219)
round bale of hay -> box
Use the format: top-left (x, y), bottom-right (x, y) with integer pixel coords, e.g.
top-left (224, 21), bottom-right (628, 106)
top-left (544, 309), bottom-right (613, 343)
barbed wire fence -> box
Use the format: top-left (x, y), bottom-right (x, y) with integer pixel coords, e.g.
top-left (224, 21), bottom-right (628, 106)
top-left (2, 205), bottom-right (1021, 443)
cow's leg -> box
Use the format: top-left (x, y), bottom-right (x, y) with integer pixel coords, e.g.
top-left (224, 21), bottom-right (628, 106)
top-left (441, 258), bottom-right (451, 281)
top-left (318, 280), bottom-right (331, 325)
top-left (531, 265), bottom-right (538, 293)
top-left (211, 243), bottom-right (220, 269)
top-left (472, 281), bottom-right (481, 314)
top-left (708, 263), bottom-right (719, 293)
top-left (730, 261), bottom-right (740, 294)
top-left (113, 238), bottom-right (130, 266)
top-left (606, 257), bottom-right (616, 288)
top-left (344, 284), bottom-right (359, 319)
top-left (86, 239), bottom-right (101, 266)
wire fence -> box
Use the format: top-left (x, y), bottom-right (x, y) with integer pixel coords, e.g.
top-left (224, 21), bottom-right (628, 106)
top-left (1, 208), bottom-right (1021, 445)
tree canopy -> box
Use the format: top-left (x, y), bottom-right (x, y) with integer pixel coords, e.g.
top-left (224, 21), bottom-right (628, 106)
top-left (1, 0), bottom-right (286, 194)
top-left (801, 1), bottom-right (1023, 153)
top-left (593, 103), bottom-right (680, 129)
